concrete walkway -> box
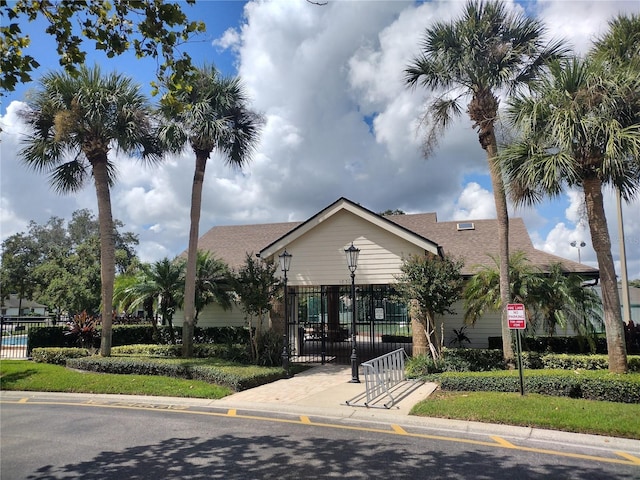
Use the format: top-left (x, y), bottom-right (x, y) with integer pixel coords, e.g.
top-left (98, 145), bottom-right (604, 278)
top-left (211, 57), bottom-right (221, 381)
top-left (220, 363), bottom-right (437, 414)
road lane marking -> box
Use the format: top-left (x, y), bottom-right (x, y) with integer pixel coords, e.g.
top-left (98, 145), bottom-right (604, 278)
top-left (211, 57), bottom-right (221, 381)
top-left (491, 436), bottom-right (516, 448)
top-left (616, 452), bottom-right (640, 464)
top-left (392, 424), bottom-right (408, 435)
top-left (2, 398), bottom-right (638, 467)
top-left (18, 398), bottom-right (28, 403)
top-left (228, 409), bottom-right (237, 416)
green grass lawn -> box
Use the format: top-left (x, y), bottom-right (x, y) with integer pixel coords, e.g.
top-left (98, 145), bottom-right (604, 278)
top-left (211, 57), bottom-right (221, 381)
top-left (0, 360), bottom-right (232, 398)
top-left (411, 389), bottom-right (640, 439)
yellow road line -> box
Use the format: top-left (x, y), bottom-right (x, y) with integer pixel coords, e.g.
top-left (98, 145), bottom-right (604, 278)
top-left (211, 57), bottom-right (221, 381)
top-left (2, 399), bottom-right (638, 467)
top-left (391, 424), bottom-right (408, 435)
top-left (18, 398), bottom-right (28, 403)
top-left (491, 436), bottom-right (516, 448)
top-left (616, 452), bottom-right (640, 464)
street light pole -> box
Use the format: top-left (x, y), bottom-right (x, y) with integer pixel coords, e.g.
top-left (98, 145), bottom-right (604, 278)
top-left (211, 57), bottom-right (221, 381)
top-left (570, 240), bottom-right (586, 264)
top-left (279, 250), bottom-right (292, 378)
top-left (345, 243), bottom-right (360, 383)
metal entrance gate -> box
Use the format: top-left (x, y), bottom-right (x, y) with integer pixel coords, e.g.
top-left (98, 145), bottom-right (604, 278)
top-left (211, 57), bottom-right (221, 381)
top-left (287, 285), bottom-right (412, 364)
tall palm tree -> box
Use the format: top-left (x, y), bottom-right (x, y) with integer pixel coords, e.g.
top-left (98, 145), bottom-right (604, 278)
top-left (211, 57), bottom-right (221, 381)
top-left (404, 0), bottom-right (567, 364)
top-left (500, 55), bottom-right (640, 373)
top-left (159, 65), bottom-right (263, 357)
top-left (194, 250), bottom-right (233, 322)
top-left (19, 66), bottom-right (164, 356)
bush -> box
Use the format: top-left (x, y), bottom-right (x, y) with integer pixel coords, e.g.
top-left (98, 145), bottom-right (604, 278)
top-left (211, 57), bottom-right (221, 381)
top-left (65, 356), bottom-right (283, 391)
top-left (488, 335), bottom-right (607, 354)
top-left (436, 370), bottom-right (640, 403)
top-left (406, 349), bottom-right (505, 376)
top-left (111, 343), bottom-right (251, 362)
top-left (31, 347), bottom-right (91, 365)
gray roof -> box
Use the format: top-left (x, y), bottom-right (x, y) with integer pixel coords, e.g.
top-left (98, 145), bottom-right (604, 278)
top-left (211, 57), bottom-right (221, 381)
top-left (192, 199), bottom-right (598, 278)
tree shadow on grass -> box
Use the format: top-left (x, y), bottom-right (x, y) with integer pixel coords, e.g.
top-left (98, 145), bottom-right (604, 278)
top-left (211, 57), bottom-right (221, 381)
top-left (0, 369), bottom-right (38, 387)
top-left (25, 433), bottom-right (632, 480)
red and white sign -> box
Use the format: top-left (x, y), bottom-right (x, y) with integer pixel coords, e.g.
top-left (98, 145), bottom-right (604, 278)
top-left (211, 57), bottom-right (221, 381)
top-left (507, 303), bottom-right (526, 329)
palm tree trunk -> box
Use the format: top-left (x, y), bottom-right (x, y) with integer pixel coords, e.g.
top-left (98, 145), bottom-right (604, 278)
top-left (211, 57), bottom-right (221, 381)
top-left (480, 122), bottom-right (514, 365)
top-left (182, 152), bottom-right (208, 358)
top-left (92, 158), bottom-right (116, 357)
top-left (583, 177), bottom-right (628, 373)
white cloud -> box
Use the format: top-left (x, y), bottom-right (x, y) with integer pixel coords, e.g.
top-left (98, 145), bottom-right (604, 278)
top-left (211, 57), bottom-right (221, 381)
top-left (1, 0), bottom-right (638, 283)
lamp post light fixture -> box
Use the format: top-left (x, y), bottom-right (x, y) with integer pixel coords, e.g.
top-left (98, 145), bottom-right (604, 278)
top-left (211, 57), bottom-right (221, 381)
top-left (279, 249), bottom-right (292, 378)
top-left (570, 240), bottom-right (586, 264)
top-left (345, 242), bottom-right (360, 383)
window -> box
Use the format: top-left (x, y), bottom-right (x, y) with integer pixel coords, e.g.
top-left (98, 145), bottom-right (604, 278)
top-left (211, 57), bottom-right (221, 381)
top-left (457, 222), bottom-right (475, 231)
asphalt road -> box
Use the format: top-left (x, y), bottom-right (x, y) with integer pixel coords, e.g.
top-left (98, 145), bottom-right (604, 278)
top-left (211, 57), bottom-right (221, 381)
top-left (1, 398), bottom-right (639, 480)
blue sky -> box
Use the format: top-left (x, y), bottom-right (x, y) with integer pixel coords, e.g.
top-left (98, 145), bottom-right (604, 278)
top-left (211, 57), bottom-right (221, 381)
top-left (1, 0), bottom-right (639, 280)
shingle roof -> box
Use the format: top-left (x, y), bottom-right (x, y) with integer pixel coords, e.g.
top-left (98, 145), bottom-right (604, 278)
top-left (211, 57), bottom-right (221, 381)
top-left (191, 201), bottom-right (598, 278)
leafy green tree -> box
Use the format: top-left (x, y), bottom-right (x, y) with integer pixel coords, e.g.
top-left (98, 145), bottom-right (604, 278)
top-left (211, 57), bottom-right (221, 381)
top-left (464, 253), bottom-right (603, 346)
top-left (531, 263), bottom-right (603, 344)
top-left (159, 65), bottom-right (263, 357)
top-left (404, 0), bottom-right (567, 364)
top-left (0, 0), bottom-right (205, 95)
top-left (232, 253), bottom-right (280, 363)
top-left (394, 252), bottom-right (464, 359)
top-left (464, 251), bottom-right (542, 326)
top-left (0, 233), bottom-right (40, 313)
top-left (19, 66), bottom-right (165, 356)
top-left (115, 258), bottom-right (185, 344)
top-left (500, 52), bottom-right (639, 373)
top-left (194, 251), bottom-right (233, 322)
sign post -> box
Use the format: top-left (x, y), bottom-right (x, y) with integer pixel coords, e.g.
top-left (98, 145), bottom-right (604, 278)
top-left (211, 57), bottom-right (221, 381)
top-left (507, 303), bottom-right (526, 395)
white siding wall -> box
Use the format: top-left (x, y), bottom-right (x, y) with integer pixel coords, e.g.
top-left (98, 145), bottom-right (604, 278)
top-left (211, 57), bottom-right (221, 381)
top-left (441, 300), bottom-right (502, 349)
top-left (281, 210), bottom-right (426, 287)
top-left (174, 303), bottom-right (247, 328)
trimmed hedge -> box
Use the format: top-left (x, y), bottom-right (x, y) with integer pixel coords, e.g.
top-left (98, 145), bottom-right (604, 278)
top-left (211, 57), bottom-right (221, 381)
top-left (65, 356), bottom-right (283, 391)
top-left (488, 335), bottom-right (608, 354)
top-left (27, 325), bottom-right (251, 350)
top-left (31, 347), bottom-right (91, 365)
top-left (407, 350), bottom-right (640, 376)
top-left (436, 370), bottom-right (640, 403)
top-left (111, 343), bottom-right (250, 363)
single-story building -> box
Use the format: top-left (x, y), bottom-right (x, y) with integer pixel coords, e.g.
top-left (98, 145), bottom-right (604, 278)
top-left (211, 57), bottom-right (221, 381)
top-left (1, 294), bottom-right (49, 318)
top-left (177, 197), bottom-right (598, 363)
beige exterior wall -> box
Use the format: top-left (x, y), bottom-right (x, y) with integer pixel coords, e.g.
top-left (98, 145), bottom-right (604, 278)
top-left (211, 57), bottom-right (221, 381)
top-left (276, 209), bottom-right (427, 287)
top-left (174, 303), bottom-right (247, 328)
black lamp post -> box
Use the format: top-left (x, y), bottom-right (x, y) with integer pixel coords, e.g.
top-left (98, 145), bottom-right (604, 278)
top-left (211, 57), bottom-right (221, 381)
top-left (279, 250), bottom-right (292, 378)
top-left (345, 242), bottom-right (360, 383)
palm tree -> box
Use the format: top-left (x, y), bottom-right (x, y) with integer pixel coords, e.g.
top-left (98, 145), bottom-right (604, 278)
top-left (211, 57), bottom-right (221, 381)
top-left (194, 250), bottom-right (233, 322)
top-left (117, 258), bottom-right (185, 344)
top-left (464, 253), bottom-right (603, 346)
top-left (532, 263), bottom-right (603, 344)
top-left (500, 55), bottom-right (639, 373)
top-left (19, 66), bottom-right (164, 356)
top-left (159, 65), bottom-right (263, 357)
top-left (464, 251), bottom-right (543, 326)
top-left (404, 0), bottom-right (567, 364)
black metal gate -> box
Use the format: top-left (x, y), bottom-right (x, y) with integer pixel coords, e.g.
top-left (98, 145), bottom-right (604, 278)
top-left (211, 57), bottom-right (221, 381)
top-left (287, 285), bottom-right (412, 364)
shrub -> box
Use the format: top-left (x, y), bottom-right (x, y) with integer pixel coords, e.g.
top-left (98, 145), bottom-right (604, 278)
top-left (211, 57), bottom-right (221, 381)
top-left (31, 347), bottom-right (91, 365)
top-left (111, 343), bottom-right (251, 362)
top-left (254, 329), bottom-right (284, 367)
top-left (436, 370), bottom-right (640, 403)
top-left (65, 356), bottom-right (283, 391)
top-left (488, 335), bottom-right (607, 354)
